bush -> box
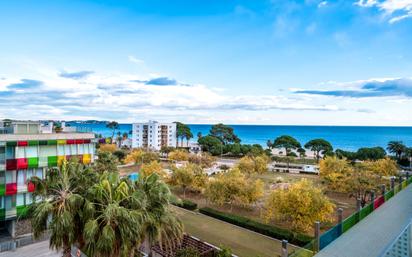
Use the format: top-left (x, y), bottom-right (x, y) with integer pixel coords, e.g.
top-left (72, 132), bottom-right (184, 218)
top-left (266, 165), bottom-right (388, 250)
top-left (199, 207), bottom-right (312, 246)
top-left (170, 197), bottom-right (198, 211)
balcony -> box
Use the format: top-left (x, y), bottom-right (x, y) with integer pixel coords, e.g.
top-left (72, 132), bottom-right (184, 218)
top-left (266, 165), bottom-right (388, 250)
top-left (315, 183), bottom-right (412, 257)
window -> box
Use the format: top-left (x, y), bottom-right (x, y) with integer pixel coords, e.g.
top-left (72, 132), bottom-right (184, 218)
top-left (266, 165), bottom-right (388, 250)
top-left (26, 146), bottom-right (38, 158)
top-left (17, 170), bottom-right (26, 186)
top-left (39, 145), bottom-right (56, 157)
top-left (25, 193), bottom-right (33, 205)
top-left (16, 194), bottom-right (24, 206)
top-left (78, 144), bottom-right (84, 155)
top-left (28, 124), bottom-right (39, 134)
top-left (70, 144), bottom-right (77, 155)
top-left (57, 145), bottom-right (65, 156)
top-left (16, 147), bottom-right (25, 158)
top-left (64, 145), bottom-right (71, 155)
top-left (6, 171), bottom-right (16, 183)
top-left (5, 196), bottom-right (12, 209)
top-left (35, 168), bottom-right (43, 179)
top-left (0, 197), bottom-right (4, 209)
top-left (6, 147), bottom-right (15, 159)
top-left (27, 169), bottom-right (33, 181)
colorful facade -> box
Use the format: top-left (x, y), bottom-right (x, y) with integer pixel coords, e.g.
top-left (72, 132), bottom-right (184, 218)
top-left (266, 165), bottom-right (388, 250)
top-left (0, 121), bottom-right (95, 235)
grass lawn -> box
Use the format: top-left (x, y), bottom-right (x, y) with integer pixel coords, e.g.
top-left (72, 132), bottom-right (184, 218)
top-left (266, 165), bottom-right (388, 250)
top-left (172, 206), bottom-right (298, 257)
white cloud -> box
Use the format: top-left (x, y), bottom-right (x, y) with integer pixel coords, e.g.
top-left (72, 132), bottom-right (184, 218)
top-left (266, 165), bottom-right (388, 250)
top-left (356, 0), bottom-right (412, 23)
top-left (318, 1), bottom-right (328, 8)
top-left (128, 55), bottom-right (145, 64)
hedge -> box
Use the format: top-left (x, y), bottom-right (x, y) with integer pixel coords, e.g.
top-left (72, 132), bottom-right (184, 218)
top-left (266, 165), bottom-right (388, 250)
top-left (199, 207), bottom-right (312, 247)
top-left (171, 198), bottom-right (198, 211)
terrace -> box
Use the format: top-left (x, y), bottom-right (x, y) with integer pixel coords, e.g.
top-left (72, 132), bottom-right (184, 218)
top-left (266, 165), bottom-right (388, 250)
top-left (313, 179), bottom-right (412, 257)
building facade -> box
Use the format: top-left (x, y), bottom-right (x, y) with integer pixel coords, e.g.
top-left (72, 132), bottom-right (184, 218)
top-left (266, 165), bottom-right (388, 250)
top-left (0, 121), bottom-right (96, 237)
top-left (132, 121), bottom-right (176, 150)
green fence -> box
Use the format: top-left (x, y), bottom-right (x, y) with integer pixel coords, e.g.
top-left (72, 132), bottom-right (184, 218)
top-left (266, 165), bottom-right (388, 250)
top-left (289, 177), bottom-right (412, 256)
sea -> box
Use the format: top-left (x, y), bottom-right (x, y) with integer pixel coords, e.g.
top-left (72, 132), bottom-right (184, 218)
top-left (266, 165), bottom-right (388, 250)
top-left (67, 122), bottom-right (412, 151)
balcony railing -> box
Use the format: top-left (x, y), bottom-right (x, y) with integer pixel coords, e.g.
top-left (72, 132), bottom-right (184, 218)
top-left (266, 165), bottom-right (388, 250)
top-left (0, 128), bottom-right (13, 134)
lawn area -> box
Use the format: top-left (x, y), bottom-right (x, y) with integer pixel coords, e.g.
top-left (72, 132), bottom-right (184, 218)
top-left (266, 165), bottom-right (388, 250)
top-left (172, 206), bottom-right (298, 257)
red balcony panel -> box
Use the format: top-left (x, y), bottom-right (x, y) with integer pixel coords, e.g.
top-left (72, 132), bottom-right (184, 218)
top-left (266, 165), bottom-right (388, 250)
top-left (6, 183), bottom-right (17, 195)
top-left (6, 159), bottom-right (17, 170)
top-left (66, 139), bottom-right (76, 145)
top-left (83, 139), bottom-right (91, 144)
top-left (16, 158), bottom-right (28, 169)
top-left (17, 141), bottom-right (28, 147)
top-left (27, 182), bottom-right (35, 192)
top-left (75, 139), bottom-right (84, 144)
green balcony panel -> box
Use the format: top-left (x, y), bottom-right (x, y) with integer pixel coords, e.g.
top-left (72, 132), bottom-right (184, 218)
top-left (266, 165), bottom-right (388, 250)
top-left (47, 140), bottom-right (57, 145)
top-left (6, 141), bottom-right (17, 147)
top-left (28, 157), bottom-right (39, 168)
top-left (0, 209), bottom-right (5, 221)
top-left (39, 140), bottom-right (48, 146)
top-left (0, 184), bottom-right (5, 196)
top-left (16, 205), bottom-right (28, 218)
top-left (48, 156), bottom-right (58, 167)
top-left (28, 140), bottom-right (39, 146)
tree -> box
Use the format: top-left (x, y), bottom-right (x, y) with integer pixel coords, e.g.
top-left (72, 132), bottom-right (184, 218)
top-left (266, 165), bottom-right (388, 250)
top-left (198, 135), bottom-right (224, 156)
top-left (209, 124), bottom-right (240, 145)
top-left (320, 156), bottom-right (396, 206)
top-left (94, 151), bottom-right (119, 173)
top-left (30, 160), bottom-right (97, 257)
top-left (175, 122), bottom-right (192, 147)
top-left (335, 149), bottom-right (357, 161)
top-left (304, 139), bottom-right (333, 161)
top-left (263, 179), bottom-right (335, 232)
top-left (271, 135), bottom-right (301, 156)
top-left (356, 147), bottom-right (386, 160)
top-left (135, 174), bottom-right (184, 256)
top-left (205, 169), bottom-right (263, 210)
top-left (236, 155), bottom-right (269, 176)
top-left (297, 147), bottom-right (306, 158)
top-left (98, 144), bottom-right (117, 153)
top-left (188, 152), bottom-right (216, 168)
top-left (140, 161), bottom-right (166, 178)
top-left (83, 173), bottom-right (183, 257)
top-left (169, 149), bottom-right (190, 162)
top-left (124, 149), bottom-right (159, 164)
top-left (387, 141), bottom-right (407, 160)
top-left (106, 121), bottom-right (119, 140)
top-left (170, 163), bottom-right (206, 197)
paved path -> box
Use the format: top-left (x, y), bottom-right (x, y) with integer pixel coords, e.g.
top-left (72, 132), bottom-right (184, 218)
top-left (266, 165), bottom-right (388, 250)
top-left (0, 240), bottom-right (60, 257)
top-left (315, 184), bottom-right (412, 257)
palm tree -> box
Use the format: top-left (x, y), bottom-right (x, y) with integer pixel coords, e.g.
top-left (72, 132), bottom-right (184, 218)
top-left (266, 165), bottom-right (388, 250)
top-left (135, 174), bottom-right (184, 256)
top-left (387, 141), bottom-right (406, 160)
top-left (83, 173), bottom-right (183, 257)
top-left (185, 129), bottom-right (193, 147)
top-left (30, 160), bottom-right (96, 257)
top-left (82, 172), bottom-right (146, 257)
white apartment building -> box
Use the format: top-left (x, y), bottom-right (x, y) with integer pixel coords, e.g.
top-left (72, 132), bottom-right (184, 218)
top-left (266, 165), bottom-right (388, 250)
top-left (132, 121), bottom-right (177, 150)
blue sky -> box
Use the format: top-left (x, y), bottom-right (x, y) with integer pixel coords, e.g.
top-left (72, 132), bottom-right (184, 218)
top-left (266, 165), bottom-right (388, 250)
top-left (0, 0), bottom-right (412, 125)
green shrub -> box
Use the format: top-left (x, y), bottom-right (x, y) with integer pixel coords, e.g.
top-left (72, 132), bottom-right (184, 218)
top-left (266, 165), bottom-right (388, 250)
top-left (170, 197), bottom-right (198, 211)
top-left (199, 207), bottom-right (312, 246)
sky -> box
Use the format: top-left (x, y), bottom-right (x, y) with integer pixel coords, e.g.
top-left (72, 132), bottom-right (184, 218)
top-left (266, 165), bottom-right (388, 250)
top-left (0, 0), bottom-right (412, 125)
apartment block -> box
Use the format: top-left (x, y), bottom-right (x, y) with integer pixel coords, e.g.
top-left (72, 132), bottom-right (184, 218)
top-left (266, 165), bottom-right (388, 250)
top-left (132, 121), bottom-right (176, 150)
top-left (0, 121), bottom-right (96, 238)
